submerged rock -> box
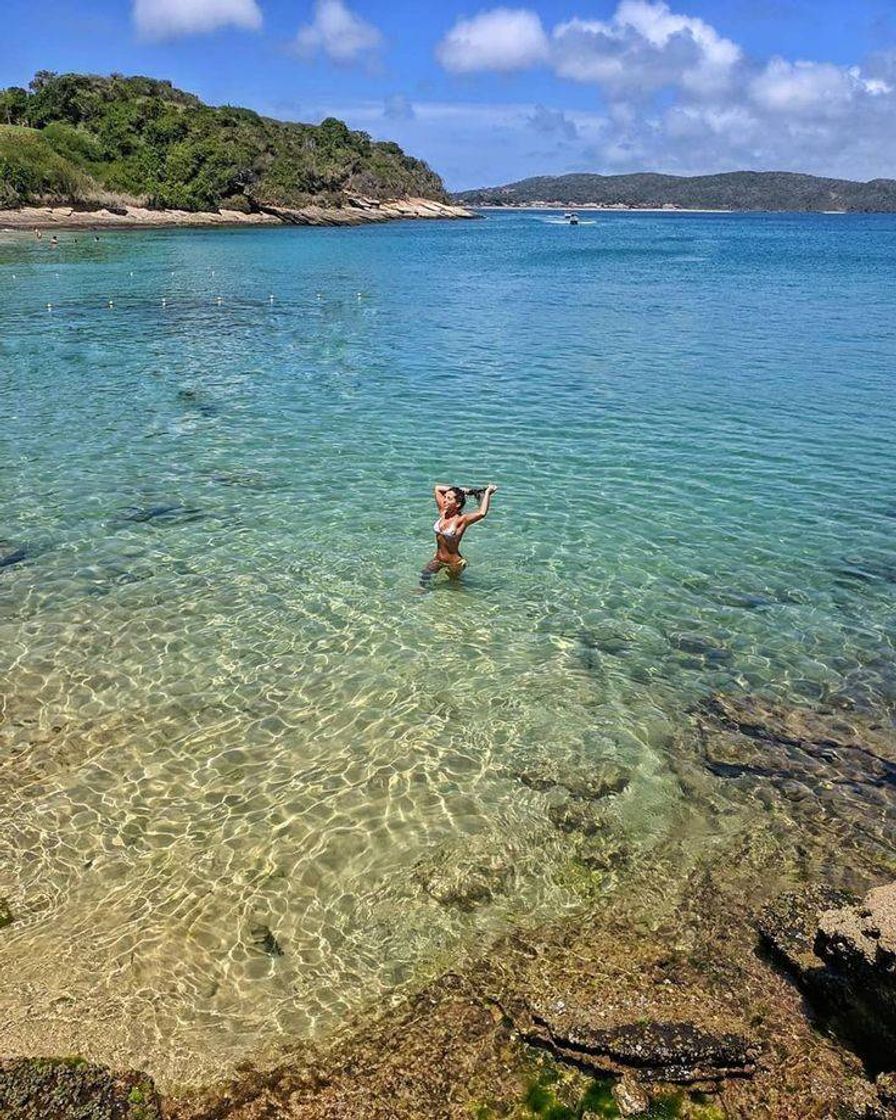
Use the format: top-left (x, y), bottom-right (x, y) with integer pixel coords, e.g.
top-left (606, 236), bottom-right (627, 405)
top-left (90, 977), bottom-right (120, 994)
top-left (669, 632), bottom-right (732, 662)
top-left (573, 627), bottom-right (636, 670)
top-left (414, 833), bottom-right (515, 912)
top-left (0, 546), bottom-right (27, 571)
top-left (714, 589), bottom-right (775, 610)
top-left (833, 656), bottom-right (896, 715)
top-left (516, 759), bottom-right (631, 802)
top-left (547, 798), bottom-right (606, 836)
top-left (0, 1057), bottom-right (161, 1120)
top-left (121, 504), bottom-right (204, 526)
top-left (248, 921), bottom-right (284, 957)
top-left (576, 832), bottom-right (630, 873)
top-left (0, 897), bottom-right (14, 929)
top-left (835, 556), bottom-right (896, 586)
top-left (696, 693), bottom-right (896, 871)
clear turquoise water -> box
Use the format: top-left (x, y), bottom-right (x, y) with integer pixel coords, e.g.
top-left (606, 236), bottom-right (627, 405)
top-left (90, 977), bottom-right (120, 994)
top-left (1, 211), bottom-right (894, 1084)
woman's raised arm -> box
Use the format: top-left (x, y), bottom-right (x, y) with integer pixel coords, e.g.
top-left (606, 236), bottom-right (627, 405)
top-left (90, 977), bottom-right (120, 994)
top-left (463, 484), bottom-right (498, 525)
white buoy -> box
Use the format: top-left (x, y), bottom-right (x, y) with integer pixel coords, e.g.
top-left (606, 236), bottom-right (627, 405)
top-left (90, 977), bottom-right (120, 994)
top-left (108, 299), bottom-right (114, 308)
top-left (47, 302), bottom-right (52, 311)
top-left (269, 294), bottom-right (274, 303)
top-left (162, 298), bottom-right (167, 308)
top-left (216, 296), bottom-right (222, 306)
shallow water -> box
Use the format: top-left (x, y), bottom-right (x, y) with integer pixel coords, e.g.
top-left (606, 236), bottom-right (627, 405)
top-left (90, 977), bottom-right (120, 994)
top-left (1, 211), bottom-right (894, 1085)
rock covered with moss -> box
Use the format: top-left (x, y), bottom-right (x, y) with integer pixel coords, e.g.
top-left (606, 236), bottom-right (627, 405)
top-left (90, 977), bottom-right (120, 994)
top-left (0, 1057), bottom-right (161, 1120)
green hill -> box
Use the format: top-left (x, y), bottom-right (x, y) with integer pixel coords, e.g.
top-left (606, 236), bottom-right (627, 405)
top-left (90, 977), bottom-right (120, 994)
top-left (0, 71), bottom-right (446, 212)
top-left (454, 171), bottom-right (896, 212)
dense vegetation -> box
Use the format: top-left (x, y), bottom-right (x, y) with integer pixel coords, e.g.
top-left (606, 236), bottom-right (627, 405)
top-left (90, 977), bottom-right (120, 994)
top-left (0, 71), bottom-right (446, 211)
top-left (455, 171), bottom-right (896, 212)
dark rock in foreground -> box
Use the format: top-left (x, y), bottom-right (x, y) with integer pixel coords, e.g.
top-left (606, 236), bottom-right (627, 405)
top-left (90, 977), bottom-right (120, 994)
top-left (758, 884), bottom-right (855, 981)
top-left (513, 1004), bottom-right (758, 1082)
top-left (760, 881), bottom-right (896, 1076)
top-left (0, 1058), bottom-right (161, 1120)
top-left (817, 883), bottom-right (896, 1062)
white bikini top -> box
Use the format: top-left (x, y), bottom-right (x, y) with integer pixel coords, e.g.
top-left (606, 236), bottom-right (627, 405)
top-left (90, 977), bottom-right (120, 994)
top-left (434, 518), bottom-right (460, 539)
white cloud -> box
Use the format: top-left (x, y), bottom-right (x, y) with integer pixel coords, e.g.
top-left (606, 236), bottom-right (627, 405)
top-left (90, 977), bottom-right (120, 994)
top-left (295, 0), bottom-right (383, 63)
top-left (436, 8), bottom-right (549, 73)
top-left (616, 0), bottom-right (740, 92)
top-left (436, 1), bottom-right (738, 93)
top-left (133, 0), bottom-right (262, 39)
top-left (855, 73), bottom-right (893, 96)
top-left (429, 1), bottom-right (896, 183)
top-left (750, 58), bottom-right (861, 115)
top-left (552, 0), bottom-right (740, 96)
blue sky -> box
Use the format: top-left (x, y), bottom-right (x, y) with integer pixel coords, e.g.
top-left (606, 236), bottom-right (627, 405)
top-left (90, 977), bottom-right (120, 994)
top-left (3, 0), bottom-right (896, 189)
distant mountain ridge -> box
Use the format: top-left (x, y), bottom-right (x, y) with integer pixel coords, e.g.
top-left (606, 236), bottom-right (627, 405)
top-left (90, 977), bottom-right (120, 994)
top-left (454, 171), bottom-right (896, 212)
top-left (0, 71), bottom-right (447, 213)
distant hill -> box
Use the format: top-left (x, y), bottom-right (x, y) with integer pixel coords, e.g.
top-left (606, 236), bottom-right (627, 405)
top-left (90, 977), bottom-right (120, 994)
top-left (0, 71), bottom-right (446, 212)
top-left (454, 171), bottom-right (896, 212)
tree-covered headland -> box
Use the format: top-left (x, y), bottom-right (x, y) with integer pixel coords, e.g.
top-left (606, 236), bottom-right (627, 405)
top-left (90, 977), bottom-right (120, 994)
top-left (454, 171), bottom-right (896, 212)
top-left (0, 71), bottom-right (446, 211)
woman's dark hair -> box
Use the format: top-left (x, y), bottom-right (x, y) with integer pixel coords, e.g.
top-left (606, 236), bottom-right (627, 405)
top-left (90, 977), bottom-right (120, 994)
top-left (447, 486), bottom-right (466, 510)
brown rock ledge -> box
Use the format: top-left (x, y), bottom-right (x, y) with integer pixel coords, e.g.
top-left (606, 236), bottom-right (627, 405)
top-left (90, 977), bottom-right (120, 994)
top-left (0, 197), bottom-right (476, 231)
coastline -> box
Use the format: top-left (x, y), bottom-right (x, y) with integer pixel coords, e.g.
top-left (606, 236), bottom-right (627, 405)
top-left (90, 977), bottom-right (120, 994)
top-left (467, 203), bottom-right (852, 213)
top-left (471, 203), bottom-right (734, 213)
top-left (0, 196), bottom-right (475, 232)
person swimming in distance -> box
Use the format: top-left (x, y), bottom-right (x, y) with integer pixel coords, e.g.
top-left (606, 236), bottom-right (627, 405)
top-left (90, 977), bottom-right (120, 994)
top-left (419, 483), bottom-right (498, 590)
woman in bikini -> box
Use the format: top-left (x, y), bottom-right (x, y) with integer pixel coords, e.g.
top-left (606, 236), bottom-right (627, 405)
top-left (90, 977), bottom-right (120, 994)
top-left (420, 483), bottom-right (498, 589)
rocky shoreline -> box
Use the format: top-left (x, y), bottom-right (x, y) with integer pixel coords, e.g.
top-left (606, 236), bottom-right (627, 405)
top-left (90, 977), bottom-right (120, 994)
top-left (0, 196), bottom-right (476, 232)
top-left (2, 692), bottom-right (894, 1119)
